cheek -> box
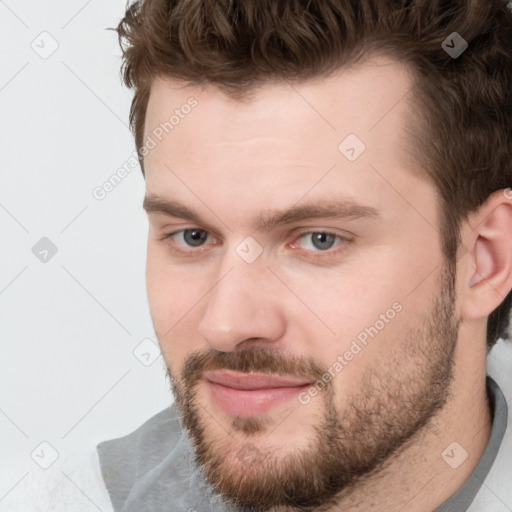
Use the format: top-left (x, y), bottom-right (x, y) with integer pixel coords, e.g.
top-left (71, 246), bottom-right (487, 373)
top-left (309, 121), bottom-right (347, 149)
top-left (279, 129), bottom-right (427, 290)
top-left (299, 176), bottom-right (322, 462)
top-left (145, 242), bottom-right (210, 363)
top-left (145, 243), bottom-right (171, 319)
top-left (280, 257), bottom-right (399, 339)
top-left (146, 241), bottom-right (193, 307)
top-left (281, 250), bottom-right (436, 371)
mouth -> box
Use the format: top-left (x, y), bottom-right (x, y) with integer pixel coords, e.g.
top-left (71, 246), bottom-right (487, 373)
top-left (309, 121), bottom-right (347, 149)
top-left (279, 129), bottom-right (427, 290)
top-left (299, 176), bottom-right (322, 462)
top-left (203, 369), bottom-right (313, 417)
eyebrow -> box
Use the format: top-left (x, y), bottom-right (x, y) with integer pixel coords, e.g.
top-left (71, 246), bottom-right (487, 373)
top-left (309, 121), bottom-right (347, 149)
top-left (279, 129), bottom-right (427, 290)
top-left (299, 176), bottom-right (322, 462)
top-left (142, 194), bottom-right (381, 231)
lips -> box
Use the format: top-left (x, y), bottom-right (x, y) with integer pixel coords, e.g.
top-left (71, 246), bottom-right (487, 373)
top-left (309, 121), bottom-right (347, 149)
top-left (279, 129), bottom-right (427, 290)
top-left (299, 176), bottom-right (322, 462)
top-left (205, 369), bottom-right (313, 389)
top-left (204, 370), bottom-right (313, 417)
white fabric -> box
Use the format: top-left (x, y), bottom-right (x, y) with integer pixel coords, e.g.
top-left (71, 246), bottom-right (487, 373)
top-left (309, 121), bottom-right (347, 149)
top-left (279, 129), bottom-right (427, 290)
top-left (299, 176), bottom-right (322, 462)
top-left (0, 446), bottom-right (113, 512)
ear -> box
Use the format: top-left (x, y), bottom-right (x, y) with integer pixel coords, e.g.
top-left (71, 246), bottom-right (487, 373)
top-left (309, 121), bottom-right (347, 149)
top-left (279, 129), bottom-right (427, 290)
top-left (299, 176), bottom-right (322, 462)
top-left (460, 189), bottom-right (512, 321)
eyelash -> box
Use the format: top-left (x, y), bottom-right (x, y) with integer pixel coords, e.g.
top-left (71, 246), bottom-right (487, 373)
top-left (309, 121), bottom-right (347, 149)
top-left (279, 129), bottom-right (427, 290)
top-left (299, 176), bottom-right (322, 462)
top-left (158, 228), bottom-right (351, 260)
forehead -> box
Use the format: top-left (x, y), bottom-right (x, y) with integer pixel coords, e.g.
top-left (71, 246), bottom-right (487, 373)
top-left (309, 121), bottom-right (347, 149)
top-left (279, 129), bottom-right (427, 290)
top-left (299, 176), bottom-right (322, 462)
top-left (144, 55), bottom-right (421, 171)
top-left (146, 55), bottom-right (415, 131)
top-left (142, 55), bottom-right (436, 231)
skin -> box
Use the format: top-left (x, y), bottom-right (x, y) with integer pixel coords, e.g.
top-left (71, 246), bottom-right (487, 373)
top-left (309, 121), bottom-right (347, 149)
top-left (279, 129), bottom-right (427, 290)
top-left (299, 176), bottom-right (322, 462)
top-left (142, 55), bottom-right (512, 511)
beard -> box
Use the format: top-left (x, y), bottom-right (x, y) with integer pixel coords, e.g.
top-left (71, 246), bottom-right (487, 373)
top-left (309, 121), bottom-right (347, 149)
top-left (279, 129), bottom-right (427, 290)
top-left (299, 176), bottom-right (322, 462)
top-left (166, 261), bottom-right (459, 512)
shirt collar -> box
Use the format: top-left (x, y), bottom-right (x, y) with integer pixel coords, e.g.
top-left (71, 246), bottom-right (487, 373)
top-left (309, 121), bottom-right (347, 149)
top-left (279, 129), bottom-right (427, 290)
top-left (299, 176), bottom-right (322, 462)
top-left (434, 376), bottom-right (508, 511)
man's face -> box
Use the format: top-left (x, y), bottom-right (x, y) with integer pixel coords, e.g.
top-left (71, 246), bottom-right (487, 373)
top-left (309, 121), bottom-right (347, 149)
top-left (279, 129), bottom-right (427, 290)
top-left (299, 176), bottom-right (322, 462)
top-left (143, 57), bottom-right (460, 510)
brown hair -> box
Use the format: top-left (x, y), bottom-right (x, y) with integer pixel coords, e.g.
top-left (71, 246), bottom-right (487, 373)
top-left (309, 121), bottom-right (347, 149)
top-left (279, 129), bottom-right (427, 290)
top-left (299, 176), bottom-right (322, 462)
top-left (115, 0), bottom-right (512, 349)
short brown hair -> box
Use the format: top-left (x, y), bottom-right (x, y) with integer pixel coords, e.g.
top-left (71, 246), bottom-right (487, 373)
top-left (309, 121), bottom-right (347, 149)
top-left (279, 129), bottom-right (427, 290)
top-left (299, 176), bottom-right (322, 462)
top-left (115, 0), bottom-right (512, 349)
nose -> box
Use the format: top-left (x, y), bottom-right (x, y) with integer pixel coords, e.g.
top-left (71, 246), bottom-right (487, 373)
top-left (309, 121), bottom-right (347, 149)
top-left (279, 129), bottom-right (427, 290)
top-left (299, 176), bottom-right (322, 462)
top-left (197, 257), bottom-right (287, 352)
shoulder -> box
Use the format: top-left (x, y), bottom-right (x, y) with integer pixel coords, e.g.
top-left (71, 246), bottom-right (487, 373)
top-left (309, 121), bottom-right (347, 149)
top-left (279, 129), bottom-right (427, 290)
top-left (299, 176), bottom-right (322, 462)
top-left (96, 404), bottom-right (184, 510)
top-left (469, 339), bottom-right (512, 511)
top-left (96, 404), bottom-right (182, 475)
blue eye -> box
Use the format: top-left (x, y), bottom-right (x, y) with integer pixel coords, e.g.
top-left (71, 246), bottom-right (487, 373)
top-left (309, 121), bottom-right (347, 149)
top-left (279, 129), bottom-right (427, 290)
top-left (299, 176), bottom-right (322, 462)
top-left (161, 228), bottom-right (211, 249)
top-left (160, 228), bottom-right (350, 260)
top-left (181, 229), bottom-right (208, 247)
top-left (296, 232), bottom-right (345, 251)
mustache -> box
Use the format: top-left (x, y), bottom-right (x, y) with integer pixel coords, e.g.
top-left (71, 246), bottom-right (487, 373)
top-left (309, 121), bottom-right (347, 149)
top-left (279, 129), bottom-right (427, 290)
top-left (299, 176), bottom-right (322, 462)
top-left (178, 346), bottom-right (329, 388)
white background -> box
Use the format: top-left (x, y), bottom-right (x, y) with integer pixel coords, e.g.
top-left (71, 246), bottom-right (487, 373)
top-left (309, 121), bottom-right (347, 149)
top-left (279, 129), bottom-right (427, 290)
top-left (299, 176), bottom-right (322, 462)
top-left (0, 0), bottom-right (172, 499)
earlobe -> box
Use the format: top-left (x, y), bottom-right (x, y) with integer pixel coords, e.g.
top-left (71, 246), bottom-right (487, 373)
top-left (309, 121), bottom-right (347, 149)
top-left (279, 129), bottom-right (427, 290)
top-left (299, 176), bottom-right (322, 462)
top-left (462, 192), bottom-right (512, 320)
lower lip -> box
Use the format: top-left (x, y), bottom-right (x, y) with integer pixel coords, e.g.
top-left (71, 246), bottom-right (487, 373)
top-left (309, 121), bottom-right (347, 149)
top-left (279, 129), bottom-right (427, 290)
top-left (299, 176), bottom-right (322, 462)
top-left (205, 380), bottom-right (311, 417)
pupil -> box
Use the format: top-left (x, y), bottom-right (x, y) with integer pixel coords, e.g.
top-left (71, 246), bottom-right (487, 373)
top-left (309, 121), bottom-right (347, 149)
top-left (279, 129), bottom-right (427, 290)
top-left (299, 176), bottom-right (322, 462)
top-left (185, 229), bottom-right (207, 247)
top-left (312, 233), bottom-right (335, 250)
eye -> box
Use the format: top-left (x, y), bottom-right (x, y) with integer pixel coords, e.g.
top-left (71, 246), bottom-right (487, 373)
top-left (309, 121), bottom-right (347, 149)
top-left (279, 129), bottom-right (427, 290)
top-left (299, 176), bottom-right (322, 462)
top-left (179, 228), bottom-right (209, 247)
top-left (159, 228), bottom-right (351, 259)
top-left (292, 231), bottom-right (348, 253)
top-left (160, 228), bottom-right (213, 251)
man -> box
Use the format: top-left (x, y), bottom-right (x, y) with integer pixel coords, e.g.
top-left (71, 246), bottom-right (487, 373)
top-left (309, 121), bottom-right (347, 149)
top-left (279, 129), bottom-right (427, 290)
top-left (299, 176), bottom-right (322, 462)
top-left (34, 0), bottom-right (512, 510)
